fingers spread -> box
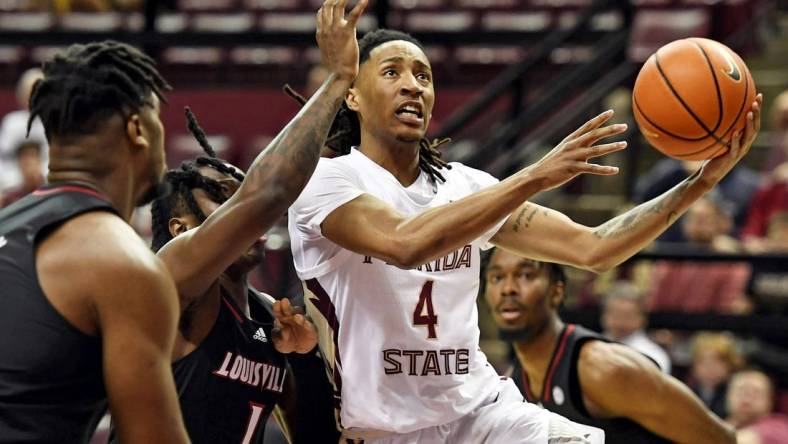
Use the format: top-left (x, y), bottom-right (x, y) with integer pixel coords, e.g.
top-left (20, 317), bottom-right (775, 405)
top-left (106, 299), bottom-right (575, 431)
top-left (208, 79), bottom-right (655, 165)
top-left (565, 110), bottom-right (614, 142)
top-left (332, 0), bottom-right (346, 25)
top-left (582, 141), bottom-right (627, 159)
top-left (572, 123), bottom-right (627, 148)
top-left (580, 163), bottom-right (620, 176)
top-left (347, 0), bottom-right (368, 25)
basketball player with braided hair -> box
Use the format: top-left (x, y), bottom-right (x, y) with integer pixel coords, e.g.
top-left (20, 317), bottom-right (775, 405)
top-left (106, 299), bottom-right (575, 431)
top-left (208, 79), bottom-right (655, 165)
top-left (125, 1), bottom-right (365, 442)
top-left (288, 26), bottom-right (763, 443)
top-left (0, 41), bottom-right (189, 443)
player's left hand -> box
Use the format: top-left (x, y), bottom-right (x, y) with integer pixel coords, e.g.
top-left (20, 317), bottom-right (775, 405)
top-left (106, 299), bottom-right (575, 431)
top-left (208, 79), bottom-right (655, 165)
top-left (699, 93), bottom-right (762, 185)
top-left (271, 298), bottom-right (318, 354)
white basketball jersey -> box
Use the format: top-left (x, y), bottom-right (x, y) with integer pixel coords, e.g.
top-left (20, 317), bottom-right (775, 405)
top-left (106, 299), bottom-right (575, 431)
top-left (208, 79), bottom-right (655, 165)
top-left (288, 148), bottom-right (505, 433)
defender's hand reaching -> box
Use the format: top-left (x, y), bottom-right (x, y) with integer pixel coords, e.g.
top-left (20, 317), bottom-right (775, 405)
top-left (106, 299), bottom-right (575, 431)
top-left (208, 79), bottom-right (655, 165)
top-left (316, 0), bottom-right (368, 83)
top-left (271, 298), bottom-right (318, 354)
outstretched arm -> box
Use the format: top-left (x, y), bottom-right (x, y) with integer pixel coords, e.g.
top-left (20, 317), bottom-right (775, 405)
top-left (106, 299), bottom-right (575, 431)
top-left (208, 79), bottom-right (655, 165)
top-left (579, 341), bottom-right (735, 444)
top-left (491, 96), bottom-right (762, 272)
top-left (321, 111), bottom-right (628, 268)
top-left (158, 0), bottom-right (367, 302)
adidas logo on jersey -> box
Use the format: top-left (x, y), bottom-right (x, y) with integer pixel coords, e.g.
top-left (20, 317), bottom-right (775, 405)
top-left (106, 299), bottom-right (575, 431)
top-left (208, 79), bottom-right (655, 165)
top-left (253, 327), bottom-right (267, 342)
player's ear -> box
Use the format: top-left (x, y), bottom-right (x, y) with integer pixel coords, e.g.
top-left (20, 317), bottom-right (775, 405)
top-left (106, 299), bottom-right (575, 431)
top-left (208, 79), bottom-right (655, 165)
top-left (168, 217), bottom-right (191, 238)
top-left (125, 113), bottom-right (149, 150)
top-left (346, 88), bottom-right (360, 112)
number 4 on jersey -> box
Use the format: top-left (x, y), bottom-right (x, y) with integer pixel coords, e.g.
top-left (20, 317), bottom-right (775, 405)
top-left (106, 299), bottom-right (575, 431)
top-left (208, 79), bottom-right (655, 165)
top-left (413, 281), bottom-right (438, 339)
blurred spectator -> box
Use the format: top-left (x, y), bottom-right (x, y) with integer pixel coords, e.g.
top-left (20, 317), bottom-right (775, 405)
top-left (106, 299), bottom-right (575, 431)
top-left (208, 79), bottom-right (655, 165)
top-left (28, 0), bottom-right (141, 13)
top-left (727, 369), bottom-right (788, 444)
top-left (646, 193), bottom-right (752, 314)
top-left (601, 281), bottom-right (672, 373)
top-left (1, 141), bottom-right (45, 207)
top-left (741, 164), bottom-right (788, 254)
top-left (747, 211), bottom-right (788, 314)
top-left (634, 159), bottom-right (761, 241)
top-left (689, 332), bottom-right (744, 419)
top-left (0, 68), bottom-right (47, 193)
top-left (763, 90), bottom-right (788, 172)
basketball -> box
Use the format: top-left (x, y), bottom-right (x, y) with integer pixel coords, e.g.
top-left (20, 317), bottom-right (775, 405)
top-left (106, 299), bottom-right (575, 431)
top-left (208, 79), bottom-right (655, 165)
top-left (632, 38), bottom-right (756, 161)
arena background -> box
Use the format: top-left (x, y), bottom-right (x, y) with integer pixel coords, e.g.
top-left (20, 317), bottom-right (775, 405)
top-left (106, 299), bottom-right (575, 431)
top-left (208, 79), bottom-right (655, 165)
top-left (0, 0), bottom-right (786, 442)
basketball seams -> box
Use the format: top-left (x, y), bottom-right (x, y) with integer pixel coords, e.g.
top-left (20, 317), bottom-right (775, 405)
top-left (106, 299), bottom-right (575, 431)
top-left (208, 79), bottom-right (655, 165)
top-left (675, 60), bottom-right (753, 159)
top-left (653, 49), bottom-right (727, 147)
top-left (633, 94), bottom-right (708, 142)
top-left (693, 40), bottom-right (724, 134)
top-left (632, 56), bottom-right (710, 142)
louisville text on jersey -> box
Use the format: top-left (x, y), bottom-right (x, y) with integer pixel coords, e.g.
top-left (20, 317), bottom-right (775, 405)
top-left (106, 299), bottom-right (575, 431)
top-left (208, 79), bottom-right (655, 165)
top-left (212, 351), bottom-right (286, 393)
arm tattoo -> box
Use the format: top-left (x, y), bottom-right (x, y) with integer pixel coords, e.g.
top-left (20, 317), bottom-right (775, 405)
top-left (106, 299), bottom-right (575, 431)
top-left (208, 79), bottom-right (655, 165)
top-left (593, 169), bottom-right (701, 239)
top-left (247, 88), bottom-right (346, 202)
top-left (512, 204), bottom-right (541, 233)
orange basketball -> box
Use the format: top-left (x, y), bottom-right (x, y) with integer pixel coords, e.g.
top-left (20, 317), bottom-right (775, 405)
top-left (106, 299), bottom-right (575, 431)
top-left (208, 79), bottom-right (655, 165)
top-left (632, 38), bottom-right (756, 161)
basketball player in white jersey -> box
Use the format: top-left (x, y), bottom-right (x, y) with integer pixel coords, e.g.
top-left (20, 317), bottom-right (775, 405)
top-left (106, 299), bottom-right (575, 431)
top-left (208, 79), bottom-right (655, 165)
top-left (288, 15), bottom-right (763, 442)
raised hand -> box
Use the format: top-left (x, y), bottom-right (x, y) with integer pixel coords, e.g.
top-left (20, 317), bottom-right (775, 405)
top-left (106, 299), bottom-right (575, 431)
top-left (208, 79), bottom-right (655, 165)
top-left (698, 94), bottom-right (763, 185)
top-left (271, 298), bottom-right (318, 354)
top-left (523, 110), bottom-right (628, 191)
top-left (316, 0), bottom-right (368, 83)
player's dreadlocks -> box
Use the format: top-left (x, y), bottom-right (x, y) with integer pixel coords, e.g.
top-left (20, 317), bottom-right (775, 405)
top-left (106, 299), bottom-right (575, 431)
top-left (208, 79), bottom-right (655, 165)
top-left (285, 28), bottom-right (451, 183)
top-left (28, 40), bottom-right (170, 139)
top-left (150, 107), bottom-right (246, 252)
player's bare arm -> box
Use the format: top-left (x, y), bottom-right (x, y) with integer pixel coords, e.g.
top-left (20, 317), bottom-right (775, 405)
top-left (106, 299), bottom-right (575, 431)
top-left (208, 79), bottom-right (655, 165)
top-left (578, 341), bottom-right (735, 444)
top-left (157, 0), bottom-right (367, 302)
top-left (36, 212), bottom-right (189, 444)
top-left (322, 110), bottom-right (627, 268)
top-left (491, 95), bottom-right (762, 272)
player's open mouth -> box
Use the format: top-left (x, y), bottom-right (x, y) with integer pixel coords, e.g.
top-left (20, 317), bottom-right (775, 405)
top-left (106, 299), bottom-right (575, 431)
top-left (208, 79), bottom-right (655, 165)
top-left (499, 307), bottom-right (522, 322)
top-left (395, 101), bottom-right (424, 126)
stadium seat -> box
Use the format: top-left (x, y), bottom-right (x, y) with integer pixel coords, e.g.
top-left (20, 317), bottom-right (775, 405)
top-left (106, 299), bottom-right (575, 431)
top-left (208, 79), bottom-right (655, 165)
top-left (628, 8), bottom-right (711, 61)
top-left (179, 0), bottom-right (238, 12)
top-left (481, 11), bottom-right (552, 31)
top-left (192, 13), bottom-right (255, 32)
top-left (0, 0), bottom-right (26, 12)
top-left (0, 13), bottom-right (53, 31)
top-left (260, 12), bottom-right (314, 31)
top-left (405, 11), bottom-right (476, 31)
top-left (60, 13), bottom-right (123, 31)
top-left (392, 0), bottom-right (450, 10)
top-left (230, 46), bottom-right (299, 65)
top-left (156, 13), bottom-right (189, 33)
top-left (243, 0), bottom-right (303, 11)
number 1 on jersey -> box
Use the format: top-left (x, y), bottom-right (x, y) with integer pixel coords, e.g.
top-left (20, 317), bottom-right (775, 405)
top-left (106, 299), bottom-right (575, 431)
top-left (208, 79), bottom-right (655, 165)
top-left (413, 281), bottom-right (438, 339)
top-left (242, 402), bottom-right (266, 444)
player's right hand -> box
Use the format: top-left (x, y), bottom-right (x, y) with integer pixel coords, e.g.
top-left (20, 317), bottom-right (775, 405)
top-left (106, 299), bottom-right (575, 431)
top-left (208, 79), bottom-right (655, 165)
top-left (316, 0), bottom-right (368, 83)
top-left (522, 110), bottom-right (628, 191)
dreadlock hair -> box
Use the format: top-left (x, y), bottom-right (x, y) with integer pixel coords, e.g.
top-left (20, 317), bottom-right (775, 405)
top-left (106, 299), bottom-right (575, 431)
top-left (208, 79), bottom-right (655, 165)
top-left (28, 41), bottom-right (170, 141)
top-left (150, 107), bottom-right (246, 252)
top-left (284, 28), bottom-right (451, 183)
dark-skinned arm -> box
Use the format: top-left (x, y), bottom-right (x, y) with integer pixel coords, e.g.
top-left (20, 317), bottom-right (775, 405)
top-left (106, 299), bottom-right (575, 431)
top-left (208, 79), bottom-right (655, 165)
top-left (491, 95), bottom-right (762, 272)
top-left (158, 0), bottom-right (367, 303)
top-left (321, 111), bottom-right (628, 268)
top-left (37, 213), bottom-right (190, 443)
top-left (578, 341), bottom-right (735, 444)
